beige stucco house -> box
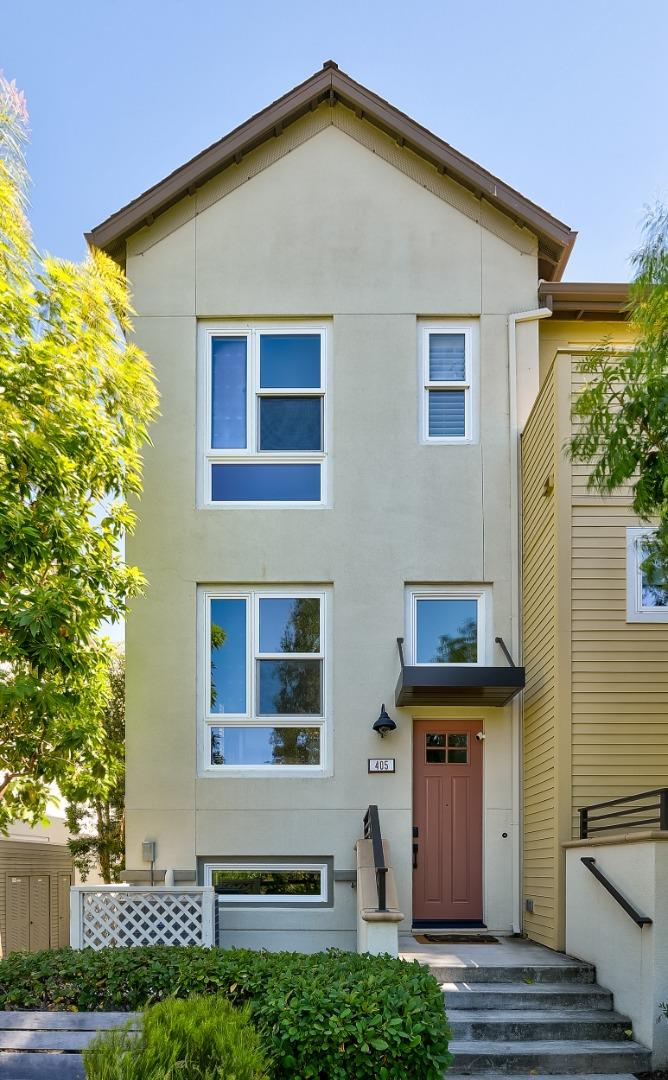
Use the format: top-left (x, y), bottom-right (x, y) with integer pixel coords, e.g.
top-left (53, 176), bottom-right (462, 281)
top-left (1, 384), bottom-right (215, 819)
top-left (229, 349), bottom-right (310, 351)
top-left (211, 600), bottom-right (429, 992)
top-left (87, 63), bottom-right (662, 954)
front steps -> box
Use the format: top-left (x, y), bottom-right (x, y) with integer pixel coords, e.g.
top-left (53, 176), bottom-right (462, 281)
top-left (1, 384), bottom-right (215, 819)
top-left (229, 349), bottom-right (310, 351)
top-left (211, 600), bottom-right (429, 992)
top-left (437, 957), bottom-right (651, 1075)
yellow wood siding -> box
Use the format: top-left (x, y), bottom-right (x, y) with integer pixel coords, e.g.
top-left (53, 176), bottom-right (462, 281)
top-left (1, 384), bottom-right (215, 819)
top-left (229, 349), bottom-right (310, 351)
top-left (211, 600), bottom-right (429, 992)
top-left (570, 513), bottom-right (668, 829)
top-left (521, 364), bottom-right (558, 947)
top-left (522, 325), bottom-right (667, 951)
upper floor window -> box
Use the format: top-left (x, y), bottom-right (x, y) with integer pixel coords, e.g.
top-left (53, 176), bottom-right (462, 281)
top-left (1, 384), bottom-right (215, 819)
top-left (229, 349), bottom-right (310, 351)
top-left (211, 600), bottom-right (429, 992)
top-left (626, 528), bottom-right (668, 622)
top-left (406, 586), bottom-right (490, 664)
top-left (198, 586), bottom-right (329, 775)
top-left (419, 322), bottom-right (478, 444)
top-left (199, 323), bottom-right (328, 506)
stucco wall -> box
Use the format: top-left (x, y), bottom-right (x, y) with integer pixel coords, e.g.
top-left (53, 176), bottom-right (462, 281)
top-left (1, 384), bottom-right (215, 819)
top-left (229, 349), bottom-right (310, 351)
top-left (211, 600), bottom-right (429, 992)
top-left (566, 838), bottom-right (668, 1066)
top-left (124, 106), bottom-right (537, 944)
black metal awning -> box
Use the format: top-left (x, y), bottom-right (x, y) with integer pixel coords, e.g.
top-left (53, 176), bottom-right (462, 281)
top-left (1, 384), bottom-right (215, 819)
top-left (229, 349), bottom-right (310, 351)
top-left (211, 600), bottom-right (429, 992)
top-left (395, 637), bottom-right (525, 708)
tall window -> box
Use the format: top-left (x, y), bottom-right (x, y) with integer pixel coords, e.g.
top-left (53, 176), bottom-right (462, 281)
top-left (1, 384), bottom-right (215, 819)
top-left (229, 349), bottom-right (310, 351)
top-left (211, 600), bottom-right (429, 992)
top-left (626, 528), bottom-right (668, 622)
top-left (407, 587), bottom-right (489, 664)
top-left (199, 587), bottom-right (328, 773)
top-left (419, 323), bottom-right (477, 443)
top-left (200, 323), bottom-right (328, 505)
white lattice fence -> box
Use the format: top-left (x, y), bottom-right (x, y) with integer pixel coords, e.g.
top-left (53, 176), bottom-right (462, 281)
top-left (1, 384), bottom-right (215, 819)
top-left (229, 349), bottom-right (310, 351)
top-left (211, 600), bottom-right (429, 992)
top-left (70, 886), bottom-right (216, 950)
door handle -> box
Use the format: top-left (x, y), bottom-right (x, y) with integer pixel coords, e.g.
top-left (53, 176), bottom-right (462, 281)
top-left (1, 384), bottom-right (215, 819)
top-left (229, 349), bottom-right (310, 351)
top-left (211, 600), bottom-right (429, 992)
top-left (412, 843), bottom-right (418, 869)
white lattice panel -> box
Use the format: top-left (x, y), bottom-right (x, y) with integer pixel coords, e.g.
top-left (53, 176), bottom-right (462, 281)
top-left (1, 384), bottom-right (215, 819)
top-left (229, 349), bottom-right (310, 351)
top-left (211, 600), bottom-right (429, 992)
top-left (71, 887), bottom-right (216, 950)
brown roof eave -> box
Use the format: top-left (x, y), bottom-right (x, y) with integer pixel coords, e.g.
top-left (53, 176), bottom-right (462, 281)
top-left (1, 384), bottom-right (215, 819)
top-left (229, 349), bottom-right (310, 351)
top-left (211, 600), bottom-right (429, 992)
top-left (87, 61), bottom-right (576, 281)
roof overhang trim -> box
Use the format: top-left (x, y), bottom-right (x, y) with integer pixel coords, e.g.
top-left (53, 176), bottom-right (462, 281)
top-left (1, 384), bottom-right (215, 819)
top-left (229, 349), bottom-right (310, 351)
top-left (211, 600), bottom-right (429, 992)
top-left (87, 62), bottom-right (576, 280)
top-left (539, 281), bottom-right (630, 320)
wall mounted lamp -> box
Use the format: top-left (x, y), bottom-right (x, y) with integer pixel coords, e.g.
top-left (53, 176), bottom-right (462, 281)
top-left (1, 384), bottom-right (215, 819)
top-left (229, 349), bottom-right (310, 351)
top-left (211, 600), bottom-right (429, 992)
top-left (373, 703), bottom-right (397, 738)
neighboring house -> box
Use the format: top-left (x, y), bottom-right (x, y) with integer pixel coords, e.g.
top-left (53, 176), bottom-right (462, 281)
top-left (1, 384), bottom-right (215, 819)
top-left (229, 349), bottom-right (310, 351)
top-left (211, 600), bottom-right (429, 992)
top-left (87, 63), bottom-right (652, 952)
top-left (0, 815), bottom-right (73, 955)
top-left (522, 288), bottom-right (667, 951)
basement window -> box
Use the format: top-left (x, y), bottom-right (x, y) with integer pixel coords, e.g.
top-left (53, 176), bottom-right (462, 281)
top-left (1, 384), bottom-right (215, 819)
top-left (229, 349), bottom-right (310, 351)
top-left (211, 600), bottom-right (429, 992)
top-left (627, 528), bottom-right (668, 622)
top-left (204, 862), bottom-right (328, 904)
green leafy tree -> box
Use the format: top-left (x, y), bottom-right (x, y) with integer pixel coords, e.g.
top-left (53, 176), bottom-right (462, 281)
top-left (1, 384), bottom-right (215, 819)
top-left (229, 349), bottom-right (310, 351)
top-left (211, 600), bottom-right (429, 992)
top-left (0, 78), bottom-right (158, 829)
top-left (66, 648), bottom-right (125, 882)
top-left (570, 204), bottom-right (668, 579)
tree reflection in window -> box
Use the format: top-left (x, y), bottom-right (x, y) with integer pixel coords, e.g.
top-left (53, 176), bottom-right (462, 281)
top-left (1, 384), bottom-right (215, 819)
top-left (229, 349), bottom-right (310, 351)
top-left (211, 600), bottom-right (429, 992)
top-left (210, 623), bottom-right (226, 710)
top-left (435, 617), bottom-right (477, 663)
top-left (259, 598), bottom-right (322, 715)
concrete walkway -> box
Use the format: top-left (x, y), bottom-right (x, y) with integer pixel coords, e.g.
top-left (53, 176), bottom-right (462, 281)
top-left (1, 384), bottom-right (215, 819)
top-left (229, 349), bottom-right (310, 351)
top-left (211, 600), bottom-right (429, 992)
top-left (399, 931), bottom-right (583, 970)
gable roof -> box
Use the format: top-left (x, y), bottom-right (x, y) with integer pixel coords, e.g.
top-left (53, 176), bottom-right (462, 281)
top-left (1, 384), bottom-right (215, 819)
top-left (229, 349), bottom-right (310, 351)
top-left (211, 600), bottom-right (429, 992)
top-left (87, 61), bottom-right (576, 280)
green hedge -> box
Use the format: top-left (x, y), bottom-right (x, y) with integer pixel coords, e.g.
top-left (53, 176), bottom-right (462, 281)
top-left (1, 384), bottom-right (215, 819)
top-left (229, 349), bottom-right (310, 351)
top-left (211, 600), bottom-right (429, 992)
top-left (0, 947), bottom-right (452, 1079)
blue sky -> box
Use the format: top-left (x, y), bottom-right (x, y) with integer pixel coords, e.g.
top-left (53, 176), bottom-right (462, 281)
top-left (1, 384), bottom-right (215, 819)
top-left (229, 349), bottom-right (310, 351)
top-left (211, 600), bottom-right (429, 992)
top-left (3, 0), bottom-right (667, 280)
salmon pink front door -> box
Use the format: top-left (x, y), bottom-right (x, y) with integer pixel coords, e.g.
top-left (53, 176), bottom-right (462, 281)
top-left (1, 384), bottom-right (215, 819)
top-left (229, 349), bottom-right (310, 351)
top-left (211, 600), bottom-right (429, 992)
top-left (412, 719), bottom-right (483, 924)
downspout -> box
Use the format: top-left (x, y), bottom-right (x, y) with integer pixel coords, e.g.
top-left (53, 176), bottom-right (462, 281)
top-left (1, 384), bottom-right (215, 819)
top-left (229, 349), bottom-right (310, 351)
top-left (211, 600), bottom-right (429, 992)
top-left (507, 305), bottom-right (552, 933)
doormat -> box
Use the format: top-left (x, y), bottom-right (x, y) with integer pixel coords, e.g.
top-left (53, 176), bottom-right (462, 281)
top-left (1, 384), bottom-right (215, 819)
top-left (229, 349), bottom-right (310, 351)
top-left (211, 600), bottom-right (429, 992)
top-left (414, 934), bottom-right (499, 944)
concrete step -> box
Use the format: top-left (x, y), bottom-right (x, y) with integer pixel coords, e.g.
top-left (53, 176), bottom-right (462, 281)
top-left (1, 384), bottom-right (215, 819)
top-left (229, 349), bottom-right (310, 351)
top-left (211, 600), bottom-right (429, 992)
top-left (430, 963), bottom-right (596, 984)
top-left (449, 1038), bottom-right (651, 1074)
top-left (444, 1074), bottom-right (639, 1080)
top-left (447, 1009), bottom-right (632, 1042)
top-left (442, 982), bottom-right (613, 1011)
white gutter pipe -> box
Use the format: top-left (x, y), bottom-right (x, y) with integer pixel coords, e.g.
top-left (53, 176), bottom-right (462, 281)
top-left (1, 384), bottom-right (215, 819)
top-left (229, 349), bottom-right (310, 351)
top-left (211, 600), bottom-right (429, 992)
top-left (507, 305), bottom-right (552, 934)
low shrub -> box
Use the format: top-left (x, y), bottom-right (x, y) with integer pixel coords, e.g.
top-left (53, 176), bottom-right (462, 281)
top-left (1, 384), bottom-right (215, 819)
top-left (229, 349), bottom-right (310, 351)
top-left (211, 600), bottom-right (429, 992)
top-left (83, 995), bottom-right (269, 1080)
top-left (0, 946), bottom-right (452, 1079)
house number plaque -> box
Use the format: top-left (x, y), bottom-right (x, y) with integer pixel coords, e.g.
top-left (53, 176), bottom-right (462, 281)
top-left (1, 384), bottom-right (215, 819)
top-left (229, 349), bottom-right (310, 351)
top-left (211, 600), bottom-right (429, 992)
top-left (368, 758), bottom-right (396, 774)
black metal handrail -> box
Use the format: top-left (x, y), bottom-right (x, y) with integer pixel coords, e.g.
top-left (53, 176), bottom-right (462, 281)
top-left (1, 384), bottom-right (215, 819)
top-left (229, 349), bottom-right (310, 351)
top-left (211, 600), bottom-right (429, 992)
top-left (580, 857), bottom-right (652, 928)
top-left (363, 804), bottom-right (388, 912)
top-left (579, 788), bottom-right (668, 839)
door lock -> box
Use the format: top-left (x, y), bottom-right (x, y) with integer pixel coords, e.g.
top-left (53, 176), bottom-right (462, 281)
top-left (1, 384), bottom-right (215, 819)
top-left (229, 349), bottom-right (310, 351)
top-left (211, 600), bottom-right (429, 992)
top-left (412, 843), bottom-right (418, 869)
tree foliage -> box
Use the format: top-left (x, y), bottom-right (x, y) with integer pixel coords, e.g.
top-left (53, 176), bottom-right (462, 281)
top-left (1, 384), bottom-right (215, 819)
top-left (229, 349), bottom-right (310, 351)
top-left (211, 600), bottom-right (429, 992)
top-left (0, 77), bottom-right (158, 829)
top-left (65, 647), bottom-right (125, 882)
top-left (570, 204), bottom-right (668, 576)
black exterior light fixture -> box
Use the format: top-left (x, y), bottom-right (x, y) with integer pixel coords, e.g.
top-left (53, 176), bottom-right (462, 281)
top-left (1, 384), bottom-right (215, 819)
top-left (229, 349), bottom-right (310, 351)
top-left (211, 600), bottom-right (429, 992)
top-left (373, 703), bottom-right (397, 738)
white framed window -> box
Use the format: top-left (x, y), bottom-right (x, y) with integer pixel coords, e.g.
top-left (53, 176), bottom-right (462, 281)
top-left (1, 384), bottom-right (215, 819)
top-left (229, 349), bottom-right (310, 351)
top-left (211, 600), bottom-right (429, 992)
top-left (406, 585), bottom-right (491, 665)
top-left (198, 321), bottom-right (329, 507)
top-left (419, 322), bottom-right (478, 444)
top-left (198, 586), bottom-right (329, 775)
top-left (626, 528), bottom-right (668, 622)
top-left (204, 861), bottom-right (328, 904)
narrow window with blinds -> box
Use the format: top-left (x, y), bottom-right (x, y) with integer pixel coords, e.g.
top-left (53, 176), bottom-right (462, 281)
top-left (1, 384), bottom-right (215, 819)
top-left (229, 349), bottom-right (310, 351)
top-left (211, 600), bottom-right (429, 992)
top-left (420, 325), bottom-right (474, 443)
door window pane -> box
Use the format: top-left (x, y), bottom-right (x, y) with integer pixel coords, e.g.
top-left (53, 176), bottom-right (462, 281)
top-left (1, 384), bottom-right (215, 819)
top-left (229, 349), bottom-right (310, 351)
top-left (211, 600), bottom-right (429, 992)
top-left (428, 390), bottom-right (466, 437)
top-left (260, 335), bottom-right (321, 388)
top-left (259, 598), bottom-right (320, 653)
top-left (259, 397), bottom-right (322, 451)
top-left (210, 599), bottom-right (247, 714)
top-left (258, 659), bottom-right (322, 715)
top-left (210, 868), bottom-right (322, 896)
top-left (429, 333), bottom-right (466, 381)
top-left (448, 733), bottom-right (468, 747)
top-left (211, 463), bottom-right (321, 502)
top-left (416, 598), bottom-right (478, 663)
top-left (447, 748), bottom-right (468, 763)
top-left (210, 725), bottom-right (320, 765)
top-left (211, 337), bottom-right (247, 448)
top-left (425, 732), bottom-right (446, 763)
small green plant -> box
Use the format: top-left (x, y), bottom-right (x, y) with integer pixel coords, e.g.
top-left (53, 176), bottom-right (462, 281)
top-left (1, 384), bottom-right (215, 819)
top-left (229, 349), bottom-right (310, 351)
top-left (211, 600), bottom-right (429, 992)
top-left (83, 995), bottom-right (269, 1080)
